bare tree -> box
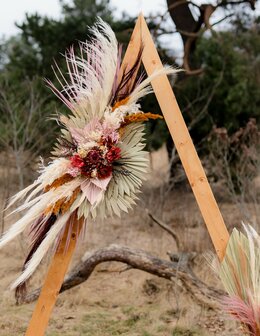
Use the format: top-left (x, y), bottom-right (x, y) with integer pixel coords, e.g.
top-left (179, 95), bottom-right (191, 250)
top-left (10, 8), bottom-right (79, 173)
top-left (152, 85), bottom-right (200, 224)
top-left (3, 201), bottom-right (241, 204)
top-left (208, 118), bottom-right (259, 226)
top-left (166, 0), bottom-right (257, 73)
top-left (0, 78), bottom-right (56, 190)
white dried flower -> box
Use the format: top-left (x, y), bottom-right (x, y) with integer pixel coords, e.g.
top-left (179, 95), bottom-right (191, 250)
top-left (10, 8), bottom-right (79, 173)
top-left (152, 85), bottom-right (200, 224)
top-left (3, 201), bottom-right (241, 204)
top-left (77, 148), bottom-right (87, 158)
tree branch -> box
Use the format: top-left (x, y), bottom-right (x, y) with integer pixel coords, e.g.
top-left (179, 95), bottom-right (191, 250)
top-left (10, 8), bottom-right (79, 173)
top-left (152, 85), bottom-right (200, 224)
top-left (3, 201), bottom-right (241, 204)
top-left (21, 245), bottom-right (224, 308)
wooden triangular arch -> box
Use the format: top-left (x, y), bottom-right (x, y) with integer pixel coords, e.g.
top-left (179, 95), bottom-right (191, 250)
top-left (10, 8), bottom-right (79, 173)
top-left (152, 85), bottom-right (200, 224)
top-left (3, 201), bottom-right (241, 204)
top-left (25, 14), bottom-right (229, 336)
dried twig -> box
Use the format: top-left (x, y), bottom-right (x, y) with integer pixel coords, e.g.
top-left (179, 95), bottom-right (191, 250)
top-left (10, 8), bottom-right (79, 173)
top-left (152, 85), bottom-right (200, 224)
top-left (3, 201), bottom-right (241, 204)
top-left (146, 210), bottom-right (180, 249)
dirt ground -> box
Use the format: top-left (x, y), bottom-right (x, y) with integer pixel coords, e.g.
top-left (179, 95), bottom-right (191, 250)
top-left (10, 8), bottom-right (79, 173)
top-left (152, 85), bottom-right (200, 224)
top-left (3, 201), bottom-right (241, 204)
top-left (0, 146), bottom-right (254, 336)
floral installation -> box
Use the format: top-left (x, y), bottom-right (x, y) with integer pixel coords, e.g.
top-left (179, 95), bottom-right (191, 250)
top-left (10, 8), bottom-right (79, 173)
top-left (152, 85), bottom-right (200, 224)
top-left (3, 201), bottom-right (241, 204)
top-left (213, 224), bottom-right (260, 335)
top-left (0, 18), bottom-right (176, 299)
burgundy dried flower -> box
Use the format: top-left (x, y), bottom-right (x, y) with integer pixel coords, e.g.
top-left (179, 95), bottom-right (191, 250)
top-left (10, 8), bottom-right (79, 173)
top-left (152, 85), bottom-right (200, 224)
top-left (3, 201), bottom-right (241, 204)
top-left (87, 148), bottom-right (102, 164)
top-left (97, 164), bottom-right (113, 179)
top-left (106, 146), bottom-right (121, 163)
top-left (70, 154), bottom-right (85, 168)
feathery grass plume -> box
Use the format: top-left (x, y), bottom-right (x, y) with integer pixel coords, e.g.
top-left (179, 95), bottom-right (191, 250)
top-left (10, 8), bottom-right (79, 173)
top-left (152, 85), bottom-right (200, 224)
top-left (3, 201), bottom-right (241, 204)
top-left (218, 224), bottom-right (260, 335)
top-left (0, 17), bottom-right (178, 299)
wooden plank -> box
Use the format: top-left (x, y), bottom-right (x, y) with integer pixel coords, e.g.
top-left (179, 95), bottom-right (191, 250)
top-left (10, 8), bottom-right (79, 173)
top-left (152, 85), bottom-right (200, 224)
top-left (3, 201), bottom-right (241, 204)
top-left (118, 14), bottom-right (142, 79)
top-left (138, 14), bottom-right (229, 260)
top-left (25, 212), bottom-right (83, 336)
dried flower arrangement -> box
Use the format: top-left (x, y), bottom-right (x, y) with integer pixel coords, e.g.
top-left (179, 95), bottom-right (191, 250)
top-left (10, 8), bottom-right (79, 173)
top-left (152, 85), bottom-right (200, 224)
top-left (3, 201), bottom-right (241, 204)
top-left (0, 18), bottom-right (175, 299)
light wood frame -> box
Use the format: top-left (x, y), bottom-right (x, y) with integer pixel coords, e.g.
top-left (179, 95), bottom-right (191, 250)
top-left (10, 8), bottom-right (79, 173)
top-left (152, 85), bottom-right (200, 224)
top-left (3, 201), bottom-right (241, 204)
top-left (25, 13), bottom-right (229, 336)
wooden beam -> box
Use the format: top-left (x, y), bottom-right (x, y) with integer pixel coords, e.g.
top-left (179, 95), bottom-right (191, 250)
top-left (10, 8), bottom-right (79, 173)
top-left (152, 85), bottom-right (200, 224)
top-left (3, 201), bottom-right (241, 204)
top-left (118, 14), bottom-right (142, 79)
top-left (25, 213), bottom-right (83, 336)
top-left (138, 13), bottom-right (229, 260)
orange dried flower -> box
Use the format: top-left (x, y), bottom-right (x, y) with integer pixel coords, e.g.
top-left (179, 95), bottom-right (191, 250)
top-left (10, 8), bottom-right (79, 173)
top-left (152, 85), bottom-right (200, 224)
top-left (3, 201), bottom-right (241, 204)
top-left (44, 187), bottom-right (81, 216)
top-left (61, 187), bottom-right (81, 214)
top-left (112, 97), bottom-right (130, 111)
top-left (122, 112), bottom-right (163, 127)
top-left (44, 174), bottom-right (74, 192)
top-left (44, 197), bottom-right (66, 215)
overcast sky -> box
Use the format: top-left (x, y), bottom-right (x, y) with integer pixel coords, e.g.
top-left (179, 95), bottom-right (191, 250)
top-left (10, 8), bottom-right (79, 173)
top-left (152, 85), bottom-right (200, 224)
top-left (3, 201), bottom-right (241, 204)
top-left (0, 0), bottom-right (168, 37)
top-left (0, 0), bottom-right (184, 59)
top-left (0, 0), bottom-right (259, 61)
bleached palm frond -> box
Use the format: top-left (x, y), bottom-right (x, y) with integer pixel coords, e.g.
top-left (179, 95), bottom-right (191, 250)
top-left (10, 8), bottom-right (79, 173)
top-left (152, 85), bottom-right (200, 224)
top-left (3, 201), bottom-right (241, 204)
top-left (217, 224), bottom-right (260, 335)
top-left (83, 123), bottom-right (149, 219)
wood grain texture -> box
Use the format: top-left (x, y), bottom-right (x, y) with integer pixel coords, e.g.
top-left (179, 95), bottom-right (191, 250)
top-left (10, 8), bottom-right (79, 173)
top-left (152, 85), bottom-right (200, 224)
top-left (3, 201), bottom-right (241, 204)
top-left (25, 213), bottom-right (83, 336)
top-left (138, 13), bottom-right (229, 260)
top-left (118, 14), bottom-right (142, 79)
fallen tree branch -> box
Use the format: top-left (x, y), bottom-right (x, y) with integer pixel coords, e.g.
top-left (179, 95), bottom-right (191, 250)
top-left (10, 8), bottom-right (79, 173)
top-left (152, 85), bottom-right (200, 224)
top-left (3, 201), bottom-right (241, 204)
top-left (21, 245), bottom-right (224, 308)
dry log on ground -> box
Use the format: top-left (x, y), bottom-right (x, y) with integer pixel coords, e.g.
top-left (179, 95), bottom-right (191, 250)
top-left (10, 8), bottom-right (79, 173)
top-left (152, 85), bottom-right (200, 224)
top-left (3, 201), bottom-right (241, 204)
top-left (21, 245), bottom-right (224, 307)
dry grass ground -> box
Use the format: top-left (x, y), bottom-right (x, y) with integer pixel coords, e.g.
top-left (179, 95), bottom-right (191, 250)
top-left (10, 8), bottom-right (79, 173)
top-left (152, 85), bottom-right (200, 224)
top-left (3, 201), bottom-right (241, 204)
top-left (0, 146), bottom-right (256, 336)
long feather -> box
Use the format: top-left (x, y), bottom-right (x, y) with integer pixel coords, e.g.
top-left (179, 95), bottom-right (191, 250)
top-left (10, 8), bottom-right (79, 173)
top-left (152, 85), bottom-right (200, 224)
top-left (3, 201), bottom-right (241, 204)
top-left (14, 214), bottom-right (57, 301)
top-left (6, 180), bottom-right (40, 209)
top-left (127, 66), bottom-right (180, 104)
top-left (27, 214), bottom-right (57, 261)
top-left (0, 196), bottom-right (54, 249)
top-left (11, 211), bottom-right (71, 290)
